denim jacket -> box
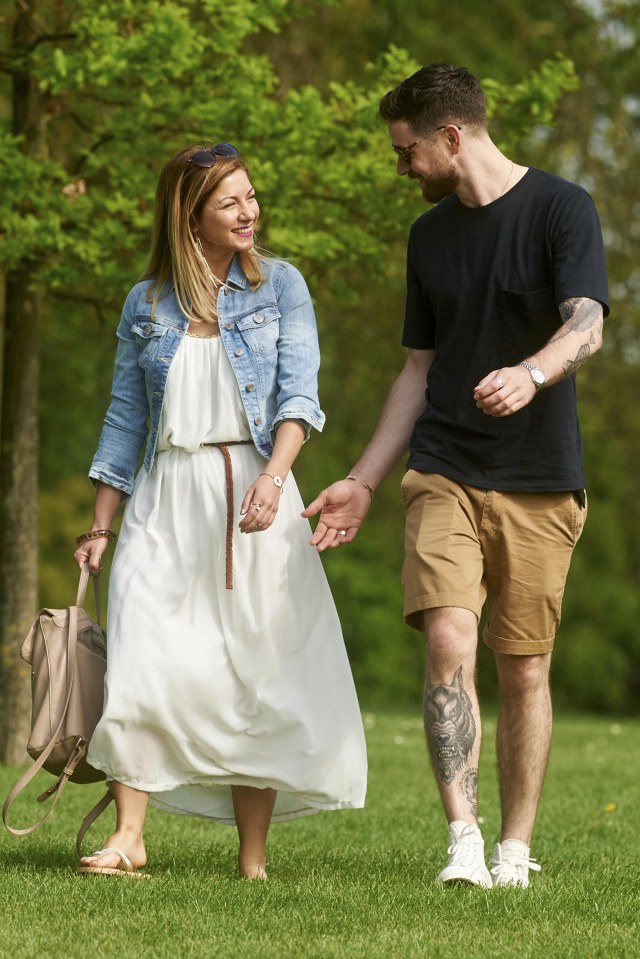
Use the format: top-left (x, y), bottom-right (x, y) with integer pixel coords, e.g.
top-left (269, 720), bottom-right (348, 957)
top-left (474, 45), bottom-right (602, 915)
top-left (89, 257), bottom-right (325, 496)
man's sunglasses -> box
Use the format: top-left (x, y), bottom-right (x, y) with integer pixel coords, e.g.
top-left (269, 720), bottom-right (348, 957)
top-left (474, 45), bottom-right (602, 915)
top-left (392, 125), bottom-right (462, 164)
top-left (187, 143), bottom-right (240, 168)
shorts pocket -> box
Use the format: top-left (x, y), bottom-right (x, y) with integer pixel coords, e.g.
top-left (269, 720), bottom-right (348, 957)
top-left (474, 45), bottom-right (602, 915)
top-left (571, 489), bottom-right (588, 543)
top-left (400, 469), bottom-right (420, 508)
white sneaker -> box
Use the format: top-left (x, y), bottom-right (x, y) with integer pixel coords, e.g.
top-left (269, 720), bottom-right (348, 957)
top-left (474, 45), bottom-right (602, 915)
top-left (436, 821), bottom-right (492, 888)
top-left (490, 839), bottom-right (542, 888)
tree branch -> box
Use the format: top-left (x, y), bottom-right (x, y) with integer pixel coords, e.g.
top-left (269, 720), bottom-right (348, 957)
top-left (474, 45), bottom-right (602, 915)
top-left (67, 110), bottom-right (94, 134)
top-left (49, 289), bottom-right (110, 326)
top-left (28, 33), bottom-right (78, 51)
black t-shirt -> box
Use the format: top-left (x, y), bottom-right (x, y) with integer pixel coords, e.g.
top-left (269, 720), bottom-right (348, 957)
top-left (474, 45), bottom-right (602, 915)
top-left (402, 167), bottom-right (610, 491)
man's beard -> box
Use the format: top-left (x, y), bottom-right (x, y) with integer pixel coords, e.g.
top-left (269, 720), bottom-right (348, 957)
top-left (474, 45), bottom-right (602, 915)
top-left (411, 165), bottom-right (460, 204)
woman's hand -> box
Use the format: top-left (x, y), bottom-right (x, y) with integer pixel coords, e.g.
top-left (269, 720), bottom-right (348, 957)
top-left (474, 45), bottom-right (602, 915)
top-left (74, 484), bottom-right (122, 573)
top-left (239, 473), bottom-right (283, 534)
top-left (74, 536), bottom-right (111, 574)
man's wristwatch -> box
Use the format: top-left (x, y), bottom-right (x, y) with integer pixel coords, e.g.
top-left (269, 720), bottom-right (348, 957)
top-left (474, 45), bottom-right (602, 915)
top-left (518, 360), bottom-right (546, 391)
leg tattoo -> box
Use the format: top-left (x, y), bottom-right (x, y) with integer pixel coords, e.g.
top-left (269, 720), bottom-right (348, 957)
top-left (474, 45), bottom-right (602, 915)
top-left (459, 767), bottom-right (478, 818)
top-left (424, 666), bottom-right (477, 785)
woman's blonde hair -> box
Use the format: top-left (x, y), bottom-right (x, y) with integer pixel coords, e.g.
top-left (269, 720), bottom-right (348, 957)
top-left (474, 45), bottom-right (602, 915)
top-left (141, 144), bottom-right (265, 321)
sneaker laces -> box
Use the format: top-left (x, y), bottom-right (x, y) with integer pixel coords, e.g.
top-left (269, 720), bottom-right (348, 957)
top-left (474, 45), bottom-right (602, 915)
top-left (447, 824), bottom-right (485, 869)
top-left (490, 847), bottom-right (541, 883)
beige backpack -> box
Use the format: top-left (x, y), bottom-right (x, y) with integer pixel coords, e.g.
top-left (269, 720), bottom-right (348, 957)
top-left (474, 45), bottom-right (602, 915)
top-left (2, 566), bottom-right (111, 838)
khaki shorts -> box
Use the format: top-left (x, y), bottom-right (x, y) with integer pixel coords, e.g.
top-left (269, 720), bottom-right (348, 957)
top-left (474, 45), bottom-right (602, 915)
top-left (401, 471), bottom-right (587, 655)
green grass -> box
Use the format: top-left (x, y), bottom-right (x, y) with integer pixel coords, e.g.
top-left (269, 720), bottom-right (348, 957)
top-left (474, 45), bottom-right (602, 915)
top-left (1, 712), bottom-right (638, 959)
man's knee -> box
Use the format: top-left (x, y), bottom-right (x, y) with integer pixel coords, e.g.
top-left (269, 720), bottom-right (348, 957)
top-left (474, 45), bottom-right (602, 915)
top-left (495, 651), bottom-right (552, 697)
top-left (423, 606), bottom-right (478, 670)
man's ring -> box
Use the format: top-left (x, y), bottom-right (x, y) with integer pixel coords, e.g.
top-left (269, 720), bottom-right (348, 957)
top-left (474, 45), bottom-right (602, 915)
top-left (256, 522), bottom-right (262, 529)
top-left (338, 529), bottom-right (347, 536)
top-left (252, 503), bottom-right (262, 511)
top-left (496, 376), bottom-right (504, 389)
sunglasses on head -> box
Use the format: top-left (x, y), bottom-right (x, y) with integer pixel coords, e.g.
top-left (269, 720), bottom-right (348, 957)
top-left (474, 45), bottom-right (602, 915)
top-left (187, 143), bottom-right (240, 168)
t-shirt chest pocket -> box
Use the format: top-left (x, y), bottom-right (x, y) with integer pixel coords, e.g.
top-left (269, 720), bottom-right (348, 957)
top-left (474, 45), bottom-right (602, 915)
top-left (235, 307), bottom-right (280, 355)
top-left (131, 319), bottom-right (169, 369)
top-left (497, 287), bottom-right (559, 365)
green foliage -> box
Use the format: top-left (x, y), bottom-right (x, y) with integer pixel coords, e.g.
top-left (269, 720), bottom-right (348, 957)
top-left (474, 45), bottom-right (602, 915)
top-left (4, 0), bottom-right (637, 712)
top-left (1, 2), bottom-right (576, 299)
top-left (248, 0), bottom-right (640, 713)
top-left (483, 54), bottom-right (579, 150)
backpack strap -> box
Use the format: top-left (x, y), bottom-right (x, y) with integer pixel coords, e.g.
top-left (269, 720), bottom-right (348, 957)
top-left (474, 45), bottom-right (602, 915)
top-left (2, 565), bottom-right (100, 836)
top-left (75, 790), bottom-right (114, 857)
top-left (76, 564), bottom-right (101, 625)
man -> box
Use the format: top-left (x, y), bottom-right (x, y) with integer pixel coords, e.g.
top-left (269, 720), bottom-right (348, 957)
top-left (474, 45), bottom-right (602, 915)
top-left (303, 63), bottom-right (608, 888)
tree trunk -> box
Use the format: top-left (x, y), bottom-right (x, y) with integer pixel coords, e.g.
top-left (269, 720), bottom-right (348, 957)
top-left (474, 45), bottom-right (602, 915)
top-left (0, 274), bottom-right (41, 764)
top-left (0, 0), bottom-right (46, 763)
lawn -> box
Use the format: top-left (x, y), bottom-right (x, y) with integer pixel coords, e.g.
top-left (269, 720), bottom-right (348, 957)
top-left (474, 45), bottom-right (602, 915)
top-left (1, 711), bottom-right (638, 959)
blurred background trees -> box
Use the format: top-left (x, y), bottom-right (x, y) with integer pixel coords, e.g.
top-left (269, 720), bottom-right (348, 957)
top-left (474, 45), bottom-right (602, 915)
top-left (1, 0), bottom-right (638, 760)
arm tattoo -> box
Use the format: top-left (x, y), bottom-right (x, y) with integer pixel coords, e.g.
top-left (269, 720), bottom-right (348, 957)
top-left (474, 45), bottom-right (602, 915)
top-left (556, 296), bottom-right (603, 335)
top-left (423, 666), bottom-right (476, 785)
top-left (563, 343), bottom-right (591, 377)
top-left (459, 767), bottom-right (478, 818)
top-left (550, 297), bottom-right (603, 379)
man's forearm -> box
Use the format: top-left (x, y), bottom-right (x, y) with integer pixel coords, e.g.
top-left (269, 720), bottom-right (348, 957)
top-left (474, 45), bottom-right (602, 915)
top-left (529, 297), bottom-right (604, 386)
top-left (350, 349), bottom-right (433, 489)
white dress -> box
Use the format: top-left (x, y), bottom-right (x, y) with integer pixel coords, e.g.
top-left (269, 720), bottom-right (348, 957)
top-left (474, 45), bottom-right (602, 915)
top-left (88, 333), bottom-right (367, 823)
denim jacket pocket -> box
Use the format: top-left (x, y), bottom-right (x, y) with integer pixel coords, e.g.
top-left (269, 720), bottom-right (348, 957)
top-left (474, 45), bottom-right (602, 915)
top-left (131, 318), bottom-right (169, 369)
top-left (235, 306), bottom-right (280, 355)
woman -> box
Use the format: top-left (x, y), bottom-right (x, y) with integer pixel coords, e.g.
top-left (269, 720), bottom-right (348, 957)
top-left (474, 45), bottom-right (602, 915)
top-left (74, 143), bottom-right (367, 880)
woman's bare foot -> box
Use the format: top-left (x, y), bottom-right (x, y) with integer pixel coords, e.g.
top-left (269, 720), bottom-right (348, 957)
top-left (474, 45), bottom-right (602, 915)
top-left (238, 856), bottom-right (268, 880)
top-left (232, 784), bottom-right (275, 882)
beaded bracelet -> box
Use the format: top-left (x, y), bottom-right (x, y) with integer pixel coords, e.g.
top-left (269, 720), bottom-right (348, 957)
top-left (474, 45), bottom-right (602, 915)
top-left (75, 529), bottom-right (118, 546)
top-left (346, 475), bottom-right (374, 501)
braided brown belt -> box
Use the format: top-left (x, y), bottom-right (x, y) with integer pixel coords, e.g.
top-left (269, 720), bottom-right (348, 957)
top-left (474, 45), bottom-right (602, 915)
top-left (200, 440), bottom-right (253, 589)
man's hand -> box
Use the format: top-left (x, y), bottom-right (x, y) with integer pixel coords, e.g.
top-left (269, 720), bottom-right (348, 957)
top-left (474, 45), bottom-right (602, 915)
top-left (302, 479), bottom-right (373, 552)
top-left (473, 366), bottom-right (536, 416)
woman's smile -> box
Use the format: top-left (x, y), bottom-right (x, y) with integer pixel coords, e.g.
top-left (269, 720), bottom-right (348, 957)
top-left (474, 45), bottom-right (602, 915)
top-left (197, 169), bottom-right (260, 257)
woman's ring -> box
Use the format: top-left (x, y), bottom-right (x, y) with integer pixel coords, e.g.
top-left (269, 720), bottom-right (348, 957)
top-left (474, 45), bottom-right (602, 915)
top-left (496, 376), bottom-right (504, 389)
top-left (338, 529), bottom-right (347, 536)
top-left (252, 503), bottom-right (262, 511)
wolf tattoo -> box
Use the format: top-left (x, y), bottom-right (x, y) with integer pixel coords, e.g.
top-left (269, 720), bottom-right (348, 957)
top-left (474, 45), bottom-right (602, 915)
top-left (424, 666), bottom-right (476, 785)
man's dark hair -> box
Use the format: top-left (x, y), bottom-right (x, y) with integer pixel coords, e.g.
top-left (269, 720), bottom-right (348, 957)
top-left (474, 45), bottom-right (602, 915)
top-left (379, 63), bottom-right (486, 133)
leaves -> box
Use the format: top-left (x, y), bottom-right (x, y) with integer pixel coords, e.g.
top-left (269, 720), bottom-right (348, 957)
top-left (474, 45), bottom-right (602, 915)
top-left (1, 0), bottom-right (574, 305)
top-left (8, 0), bottom-right (628, 711)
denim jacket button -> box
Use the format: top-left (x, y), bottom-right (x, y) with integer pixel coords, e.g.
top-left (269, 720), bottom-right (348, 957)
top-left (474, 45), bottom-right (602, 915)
top-left (144, 324), bottom-right (152, 335)
top-left (234, 348), bottom-right (244, 357)
top-left (254, 314), bottom-right (264, 324)
top-left (225, 323), bottom-right (233, 331)
top-left (254, 416), bottom-right (262, 425)
top-left (246, 383), bottom-right (255, 392)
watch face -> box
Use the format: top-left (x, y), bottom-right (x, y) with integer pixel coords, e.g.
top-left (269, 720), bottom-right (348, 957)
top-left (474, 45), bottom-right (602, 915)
top-left (532, 368), bottom-right (545, 386)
